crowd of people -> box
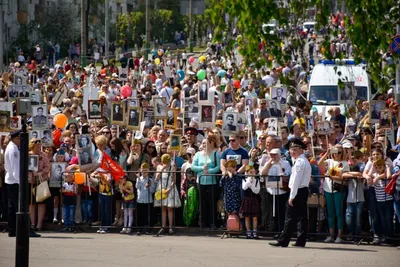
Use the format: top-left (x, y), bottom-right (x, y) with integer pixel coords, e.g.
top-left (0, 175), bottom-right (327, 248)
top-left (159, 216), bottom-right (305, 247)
top-left (0, 40), bottom-right (399, 248)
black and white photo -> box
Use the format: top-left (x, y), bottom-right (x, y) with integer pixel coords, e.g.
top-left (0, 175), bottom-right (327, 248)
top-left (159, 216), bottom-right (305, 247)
top-left (198, 80), bottom-right (211, 103)
top-left (271, 87), bottom-right (287, 104)
top-left (111, 102), bottom-right (125, 125)
top-left (41, 129), bottom-right (53, 146)
top-left (222, 112), bottom-right (238, 136)
top-left (185, 97), bottom-right (198, 114)
top-left (32, 105), bottom-right (48, 129)
top-left (379, 110), bottom-right (391, 130)
top-left (8, 85), bottom-right (19, 99)
top-left (127, 98), bottom-right (140, 108)
top-left (30, 130), bottom-right (40, 140)
top-left (78, 147), bottom-right (93, 167)
top-left (317, 120), bottom-right (334, 135)
top-left (127, 108), bottom-right (141, 130)
top-left (28, 155), bottom-right (39, 172)
top-left (267, 100), bottom-right (282, 118)
top-left (164, 108), bottom-right (177, 130)
top-left (75, 134), bottom-right (91, 149)
top-left (370, 100), bottom-right (386, 122)
top-left (50, 162), bottom-right (67, 188)
top-left (223, 92), bottom-right (233, 106)
top-left (30, 91), bottom-right (41, 105)
top-left (267, 118), bottom-right (278, 135)
top-left (306, 116), bottom-right (314, 134)
top-left (143, 107), bottom-right (155, 128)
top-left (199, 105), bottom-right (215, 128)
top-left (88, 100), bottom-right (103, 119)
top-left (338, 82), bottom-right (355, 104)
top-left (119, 67), bottom-right (128, 81)
top-left (14, 73), bottom-right (27, 85)
top-left (153, 97), bottom-right (168, 119)
top-left (19, 85), bottom-right (30, 97)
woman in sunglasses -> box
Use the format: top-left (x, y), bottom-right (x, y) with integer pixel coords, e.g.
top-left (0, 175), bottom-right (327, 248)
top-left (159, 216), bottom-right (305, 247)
top-left (28, 138), bottom-right (51, 231)
top-left (318, 144), bottom-right (349, 243)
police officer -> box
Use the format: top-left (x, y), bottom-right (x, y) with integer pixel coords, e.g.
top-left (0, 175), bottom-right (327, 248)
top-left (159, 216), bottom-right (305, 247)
top-left (33, 106), bottom-right (47, 126)
top-left (5, 130), bottom-right (40, 237)
top-left (269, 139), bottom-right (311, 247)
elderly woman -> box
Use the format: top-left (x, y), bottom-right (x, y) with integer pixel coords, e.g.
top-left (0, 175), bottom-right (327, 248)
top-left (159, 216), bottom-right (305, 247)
top-left (127, 139), bottom-right (150, 173)
top-left (29, 138), bottom-right (50, 231)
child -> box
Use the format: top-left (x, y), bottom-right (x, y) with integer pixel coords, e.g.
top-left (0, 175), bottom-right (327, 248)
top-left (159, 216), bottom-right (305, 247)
top-left (151, 156), bottom-right (161, 171)
top-left (368, 158), bottom-right (394, 244)
top-left (62, 174), bottom-right (77, 232)
top-left (81, 174), bottom-right (98, 226)
top-left (51, 149), bottom-right (67, 224)
top-left (119, 175), bottom-right (135, 234)
top-left (240, 165), bottom-right (261, 239)
top-left (181, 168), bottom-right (197, 199)
top-left (136, 162), bottom-right (156, 234)
top-left (220, 160), bottom-right (242, 216)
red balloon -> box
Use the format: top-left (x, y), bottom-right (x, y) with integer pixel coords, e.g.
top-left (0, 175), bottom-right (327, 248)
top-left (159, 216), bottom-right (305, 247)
top-left (189, 56), bottom-right (195, 64)
top-left (233, 80), bottom-right (241, 89)
top-left (121, 85), bottom-right (132, 98)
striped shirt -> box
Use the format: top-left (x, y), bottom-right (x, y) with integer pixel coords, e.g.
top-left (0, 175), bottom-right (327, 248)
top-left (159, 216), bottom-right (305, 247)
top-left (374, 174), bottom-right (393, 202)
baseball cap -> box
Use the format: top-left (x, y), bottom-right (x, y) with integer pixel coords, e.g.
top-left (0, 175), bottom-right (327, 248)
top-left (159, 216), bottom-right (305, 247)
top-left (186, 147), bottom-right (196, 155)
top-left (270, 148), bottom-right (281, 154)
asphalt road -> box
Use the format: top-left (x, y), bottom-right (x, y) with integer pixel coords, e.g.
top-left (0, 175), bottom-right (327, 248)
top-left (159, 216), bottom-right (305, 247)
top-left (0, 232), bottom-right (399, 267)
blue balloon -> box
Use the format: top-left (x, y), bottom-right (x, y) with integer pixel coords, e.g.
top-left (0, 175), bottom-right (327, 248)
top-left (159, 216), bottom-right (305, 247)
top-left (177, 70), bottom-right (185, 81)
top-left (217, 69), bottom-right (226, 77)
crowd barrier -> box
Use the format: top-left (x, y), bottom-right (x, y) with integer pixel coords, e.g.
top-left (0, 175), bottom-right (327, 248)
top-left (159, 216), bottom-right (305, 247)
top-left (20, 170), bottom-right (400, 242)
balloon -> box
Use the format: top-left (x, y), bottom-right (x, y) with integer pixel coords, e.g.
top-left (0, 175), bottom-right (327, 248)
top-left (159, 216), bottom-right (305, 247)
top-left (121, 85), bottom-right (132, 98)
top-left (74, 172), bottom-right (86, 185)
top-left (155, 58), bottom-right (160, 65)
top-left (53, 113), bottom-right (68, 129)
top-left (233, 80), bottom-right (240, 89)
top-left (189, 56), bottom-right (195, 64)
top-left (197, 69), bottom-right (206, 80)
top-left (177, 70), bottom-right (185, 81)
top-left (217, 69), bottom-right (226, 77)
top-left (199, 55), bottom-right (206, 63)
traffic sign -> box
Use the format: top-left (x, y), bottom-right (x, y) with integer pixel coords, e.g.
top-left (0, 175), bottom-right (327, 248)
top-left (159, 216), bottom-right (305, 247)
top-left (389, 35), bottom-right (400, 55)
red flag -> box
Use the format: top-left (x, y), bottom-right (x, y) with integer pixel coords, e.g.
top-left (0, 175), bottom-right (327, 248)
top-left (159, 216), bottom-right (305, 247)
top-left (100, 152), bottom-right (126, 182)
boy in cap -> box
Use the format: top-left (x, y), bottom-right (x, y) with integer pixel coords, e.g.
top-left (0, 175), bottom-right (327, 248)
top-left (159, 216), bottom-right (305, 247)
top-left (136, 162), bottom-right (156, 234)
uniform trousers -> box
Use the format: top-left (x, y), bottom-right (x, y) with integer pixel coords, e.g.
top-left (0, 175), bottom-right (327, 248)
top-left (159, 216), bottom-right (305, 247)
top-left (7, 184), bottom-right (19, 235)
top-left (277, 187), bottom-right (309, 247)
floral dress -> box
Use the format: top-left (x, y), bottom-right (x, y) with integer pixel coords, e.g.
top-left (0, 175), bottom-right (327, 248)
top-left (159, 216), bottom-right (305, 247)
top-left (154, 167), bottom-right (181, 208)
top-left (220, 174), bottom-right (242, 213)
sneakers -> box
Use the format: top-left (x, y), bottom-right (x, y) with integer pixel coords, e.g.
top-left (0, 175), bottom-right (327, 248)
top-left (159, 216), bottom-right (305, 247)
top-left (168, 228), bottom-right (175, 235)
top-left (120, 228), bottom-right (127, 234)
top-left (126, 228), bottom-right (132, 234)
top-left (324, 236), bottom-right (334, 243)
top-left (372, 237), bottom-right (381, 245)
top-left (53, 218), bottom-right (58, 224)
top-left (97, 228), bottom-right (106, 234)
top-left (335, 237), bottom-right (343, 243)
top-left (92, 221), bottom-right (101, 226)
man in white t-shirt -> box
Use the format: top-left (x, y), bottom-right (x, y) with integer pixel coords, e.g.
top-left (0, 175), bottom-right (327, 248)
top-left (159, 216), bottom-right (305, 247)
top-left (159, 84), bottom-right (174, 103)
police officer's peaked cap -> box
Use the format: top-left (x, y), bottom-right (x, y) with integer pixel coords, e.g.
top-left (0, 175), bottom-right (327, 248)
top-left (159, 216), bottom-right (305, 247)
top-left (289, 139), bottom-right (307, 150)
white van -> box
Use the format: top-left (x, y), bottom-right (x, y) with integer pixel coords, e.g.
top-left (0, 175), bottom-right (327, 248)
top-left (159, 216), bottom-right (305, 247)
top-left (308, 60), bottom-right (371, 106)
top-left (303, 21), bottom-right (316, 32)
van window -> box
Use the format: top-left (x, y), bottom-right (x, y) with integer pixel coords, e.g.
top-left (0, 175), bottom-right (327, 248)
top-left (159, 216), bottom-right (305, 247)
top-left (309, 85), bottom-right (368, 104)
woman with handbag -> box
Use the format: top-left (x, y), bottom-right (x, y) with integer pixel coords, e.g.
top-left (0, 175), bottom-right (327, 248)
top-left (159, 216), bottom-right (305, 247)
top-left (192, 136), bottom-right (221, 229)
top-left (318, 144), bottom-right (349, 243)
top-left (29, 138), bottom-right (51, 231)
top-left (154, 154), bottom-right (181, 235)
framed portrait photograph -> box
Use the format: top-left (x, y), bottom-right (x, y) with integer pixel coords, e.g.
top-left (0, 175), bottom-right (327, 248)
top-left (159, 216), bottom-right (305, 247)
top-left (169, 134), bottom-right (181, 152)
top-left (88, 100), bottom-right (103, 119)
top-left (49, 162), bottom-right (67, 188)
top-left (53, 90), bottom-right (67, 106)
top-left (267, 118), bottom-right (278, 136)
top-left (0, 102), bottom-right (12, 114)
top-left (127, 98), bottom-right (140, 108)
top-left (8, 85), bottom-right (20, 99)
top-left (28, 155), bottom-right (39, 172)
top-left (267, 100), bottom-right (283, 118)
top-left (119, 67), bottom-right (128, 81)
top-left (29, 130), bottom-right (41, 140)
top-left (14, 73), bottom-right (27, 85)
top-left (223, 92), bottom-right (234, 106)
top-left (18, 85), bottom-right (30, 98)
top-left (127, 107), bottom-right (142, 130)
top-left (111, 101), bottom-right (125, 125)
top-left (10, 116), bottom-right (21, 130)
top-left (338, 82), bottom-right (356, 104)
top-left (153, 97), bottom-right (168, 119)
top-left (271, 87), bottom-right (287, 104)
top-left (222, 112), bottom-right (238, 136)
top-left (244, 98), bottom-right (254, 110)
top-left (317, 120), bottom-right (334, 135)
top-left (305, 116), bottom-right (314, 134)
top-left (379, 110), bottom-right (392, 130)
top-left (370, 100), bottom-right (386, 123)
top-left (164, 108), bottom-right (178, 130)
top-left (30, 91), bottom-right (41, 105)
top-left (199, 105), bottom-right (215, 124)
top-left (40, 129), bottom-right (53, 147)
top-left (76, 134), bottom-right (91, 149)
top-left (0, 110), bottom-right (11, 133)
top-left (143, 107), bottom-right (155, 128)
top-left (198, 80), bottom-right (212, 104)
top-left (78, 147), bottom-right (93, 168)
top-left (32, 105), bottom-right (48, 130)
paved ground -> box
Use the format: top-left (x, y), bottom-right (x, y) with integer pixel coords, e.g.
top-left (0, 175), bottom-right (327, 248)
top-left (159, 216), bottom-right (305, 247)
top-left (0, 232), bottom-right (399, 267)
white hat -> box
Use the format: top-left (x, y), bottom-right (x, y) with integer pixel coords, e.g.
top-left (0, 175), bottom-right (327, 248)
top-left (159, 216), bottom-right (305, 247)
top-left (186, 147), bottom-right (196, 155)
top-left (50, 107), bottom-right (61, 116)
top-left (270, 148), bottom-right (281, 154)
top-left (342, 141), bottom-right (353, 149)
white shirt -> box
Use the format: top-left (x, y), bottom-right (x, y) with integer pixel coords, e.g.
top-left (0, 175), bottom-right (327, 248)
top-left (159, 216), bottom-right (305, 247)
top-left (262, 75), bottom-right (274, 87)
top-left (159, 87), bottom-right (174, 102)
top-left (243, 90), bottom-right (257, 99)
top-left (289, 154), bottom-right (311, 200)
top-left (242, 177), bottom-right (260, 194)
top-left (5, 141), bottom-right (20, 184)
top-left (266, 160), bottom-right (291, 195)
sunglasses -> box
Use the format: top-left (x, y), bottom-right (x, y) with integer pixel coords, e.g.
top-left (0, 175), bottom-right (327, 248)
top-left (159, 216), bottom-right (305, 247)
top-left (33, 140), bottom-right (42, 144)
top-left (239, 136), bottom-right (245, 139)
top-left (103, 131), bottom-right (111, 134)
top-left (335, 126), bottom-right (341, 129)
top-left (229, 139), bottom-right (236, 142)
top-left (333, 151), bottom-right (343, 155)
top-left (259, 137), bottom-right (266, 140)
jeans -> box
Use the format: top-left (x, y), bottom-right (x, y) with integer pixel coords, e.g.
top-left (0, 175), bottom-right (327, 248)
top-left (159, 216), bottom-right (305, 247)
top-left (367, 187), bottom-right (382, 236)
top-left (63, 204), bottom-right (76, 227)
top-left (324, 191), bottom-right (345, 230)
top-left (99, 194), bottom-right (112, 229)
top-left (345, 202), bottom-right (364, 239)
top-left (394, 190), bottom-right (400, 223)
top-left (81, 199), bottom-right (93, 223)
top-left (376, 200), bottom-right (394, 238)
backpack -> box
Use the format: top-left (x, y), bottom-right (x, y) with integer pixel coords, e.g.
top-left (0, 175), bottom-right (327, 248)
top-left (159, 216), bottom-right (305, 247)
top-left (226, 213), bottom-right (240, 233)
